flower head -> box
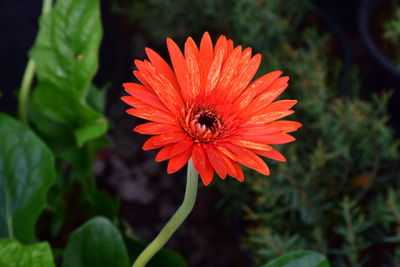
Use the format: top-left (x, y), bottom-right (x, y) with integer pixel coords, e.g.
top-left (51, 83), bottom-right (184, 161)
top-left (122, 32), bottom-right (301, 185)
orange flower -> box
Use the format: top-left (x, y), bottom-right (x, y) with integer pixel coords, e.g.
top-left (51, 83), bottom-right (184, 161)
top-left (122, 32), bottom-right (301, 185)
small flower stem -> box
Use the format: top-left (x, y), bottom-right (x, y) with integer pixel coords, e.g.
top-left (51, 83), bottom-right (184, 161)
top-left (18, 0), bottom-right (52, 123)
top-left (132, 160), bottom-right (199, 267)
top-left (18, 60), bottom-right (36, 122)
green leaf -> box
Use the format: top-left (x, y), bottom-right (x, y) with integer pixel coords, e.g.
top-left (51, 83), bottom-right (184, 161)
top-left (263, 250), bottom-right (330, 267)
top-left (125, 238), bottom-right (187, 267)
top-left (0, 239), bottom-right (56, 267)
top-left (62, 217), bottom-right (130, 267)
top-left (0, 113), bottom-right (56, 243)
top-left (30, 0), bottom-right (102, 97)
top-left (29, 0), bottom-right (107, 148)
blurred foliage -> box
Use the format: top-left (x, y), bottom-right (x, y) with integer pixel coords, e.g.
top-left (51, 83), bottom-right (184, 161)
top-left (383, 5), bottom-right (400, 67)
top-left (117, 0), bottom-right (400, 266)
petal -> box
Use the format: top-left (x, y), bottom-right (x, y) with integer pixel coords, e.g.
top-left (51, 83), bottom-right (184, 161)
top-left (250, 76), bottom-right (290, 109)
top-left (134, 122), bottom-right (180, 135)
top-left (167, 146), bottom-right (193, 174)
top-left (126, 108), bottom-right (177, 124)
top-left (145, 47), bottom-right (180, 91)
top-left (216, 46), bottom-right (243, 96)
top-left (170, 140), bottom-right (193, 157)
top-left (142, 132), bottom-right (187, 150)
top-left (155, 144), bottom-right (175, 162)
top-left (234, 70), bottom-right (282, 110)
top-left (184, 37), bottom-right (201, 101)
top-left (218, 152), bottom-right (244, 181)
top-left (199, 159), bottom-right (214, 186)
top-left (253, 148), bottom-right (287, 162)
top-left (252, 100), bottom-right (298, 116)
top-left (235, 121), bottom-right (302, 136)
top-left (135, 60), bottom-right (184, 115)
top-left (192, 144), bottom-right (207, 173)
top-left (205, 35), bottom-right (227, 94)
top-left (217, 144), bottom-right (270, 176)
top-left (226, 139), bottom-right (273, 151)
top-left (266, 120), bottom-right (302, 133)
top-left (226, 53), bottom-right (262, 102)
top-left (231, 162), bottom-right (245, 182)
top-left (205, 144), bottom-right (228, 179)
top-left (167, 38), bottom-right (192, 103)
top-left (243, 133), bottom-right (296, 144)
top-left (243, 110), bottom-right (295, 125)
top-left (199, 32), bottom-right (213, 92)
top-left (121, 94), bottom-right (168, 113)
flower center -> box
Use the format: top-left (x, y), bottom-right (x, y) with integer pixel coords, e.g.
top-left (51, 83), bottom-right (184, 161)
top-left (183, 107), bottom-right (223, 143)
top-left (196, 112), bottom-right (217, 130)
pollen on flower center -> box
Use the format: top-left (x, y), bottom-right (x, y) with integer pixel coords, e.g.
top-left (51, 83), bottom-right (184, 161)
top-left (196, 111), bottom-right (217, 130)
top-left (183, 107), bottom-right (223, 143)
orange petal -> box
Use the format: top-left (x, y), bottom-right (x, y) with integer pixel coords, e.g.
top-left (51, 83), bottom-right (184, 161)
top-left (251, 76), bottom-right (289, 108)
top-left (253, 148), bottom-right (287, 162)
top-left (226, 53), bottom-right (262, 102)
top-left (253, 100), bottom-right (297, 116)
top-left (232, 162), bottom-right (245, 182)
top-left (167, 38), bottom-right (192, 103)
top-left (134, 122), bottom-right (180, 135)
top-left (216, 46), bottom-right (242, 96)
top-left (236, 121), bottom-right (302, 136)
top-left (170, 140), bottom-right (193, 157)
top-left (205, 145), bottom-right (228, 179)
top-left (121, 93), bottom-right (168, 113)
top-left (217, 144), bottom-right (270, 176)
top-left (217, 151), bottom-right (244, 181)
top-left (244, 110), bottom-right (295, 125)
top-left (167, 146), bottom-right (193, 174)
top-left (199, 32), bottom-right (213, 92)
top-left (126, 108), bottom-right (177, 125)
top-left (192, 144), bottom-right (207, 173)
top-left (145, 47), bottom-right (180, 91)
top-left (243, 133), bottom-right (296, 144)
top-left (205, 35), bottom-right (227, 94)
top-left (155, 144), bottom-right (175, 162)
top-left (234, 71), bottom-right (282, 110)
top-left (142, 132), bottom-right (187, 150)
top-left (199, 159), bottom-right (214, 186)
top-left (184, 37), bottom-right (201, 101)
top-left (136, 61), bottom-right (184, 115)
top-left (227, 139), bottom-right (273, 151)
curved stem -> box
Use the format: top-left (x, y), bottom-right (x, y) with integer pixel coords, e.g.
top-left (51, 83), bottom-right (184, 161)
top-left (132, 160), bottom-right (199, 267)
top-left (18, 0), bottom-right (52, 123)
top-left (18, 60), bottom-right (36, 122)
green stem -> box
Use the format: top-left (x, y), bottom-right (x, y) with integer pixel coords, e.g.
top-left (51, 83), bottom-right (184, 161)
top-left (18, 0), bottom-right (52, 122)
top-left (18, 60), bottom-right (36, 122)
top-left (132, 160), bottom-right (199, 267)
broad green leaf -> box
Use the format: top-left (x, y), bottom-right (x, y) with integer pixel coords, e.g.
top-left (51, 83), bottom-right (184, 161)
top-left (263, 250), bottom-right (330, 267)
top-left (126, 238), bottom-right (187, 267)
top-left (0, 113), bottom-right (56, 243)
top-left (0, 239), bottom-right (56, 267)
top-left (62, 217), bottom-right (130, 267)
top-left (30, 0), bottom-right (102, 97)
top-left (29, 0), bottom-right (107, 148)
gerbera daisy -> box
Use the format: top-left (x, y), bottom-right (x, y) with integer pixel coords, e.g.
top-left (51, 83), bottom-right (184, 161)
top-left (122, 32), bottom-right (301, 185)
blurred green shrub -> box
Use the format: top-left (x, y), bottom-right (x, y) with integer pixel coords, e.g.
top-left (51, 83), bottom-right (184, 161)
top-left (115, 0), bottom-right (400, 265)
